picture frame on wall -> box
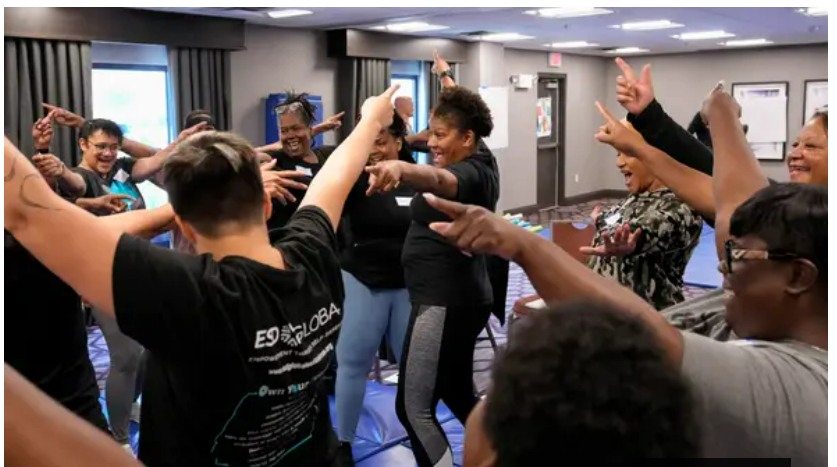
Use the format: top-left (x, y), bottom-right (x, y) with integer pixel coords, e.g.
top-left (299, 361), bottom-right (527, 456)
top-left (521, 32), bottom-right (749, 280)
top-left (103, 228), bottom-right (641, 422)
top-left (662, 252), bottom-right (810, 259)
top-left (803, 79), bottom-right (828, 124)
top-left (731, 81), bottom-right (789, 161)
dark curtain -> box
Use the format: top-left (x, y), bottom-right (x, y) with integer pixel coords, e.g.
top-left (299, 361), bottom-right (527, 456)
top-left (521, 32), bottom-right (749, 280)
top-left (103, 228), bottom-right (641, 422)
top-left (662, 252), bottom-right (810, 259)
top-left (168, 47), bottom-right (231, 131)
top-left (4, 38), bottom-right (92, 165)
top-left (338, 58), bottom-right (391, 141)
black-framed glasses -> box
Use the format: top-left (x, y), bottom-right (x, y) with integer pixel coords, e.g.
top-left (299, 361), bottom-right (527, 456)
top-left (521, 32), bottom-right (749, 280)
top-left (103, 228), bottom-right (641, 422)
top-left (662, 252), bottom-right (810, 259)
top-left (724, 240), bottom-right (801, 274)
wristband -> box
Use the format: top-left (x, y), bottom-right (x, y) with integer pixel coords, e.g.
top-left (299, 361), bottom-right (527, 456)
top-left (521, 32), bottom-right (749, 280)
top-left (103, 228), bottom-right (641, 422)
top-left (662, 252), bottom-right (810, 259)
top-left (439, 69), bottom-right (455, 81)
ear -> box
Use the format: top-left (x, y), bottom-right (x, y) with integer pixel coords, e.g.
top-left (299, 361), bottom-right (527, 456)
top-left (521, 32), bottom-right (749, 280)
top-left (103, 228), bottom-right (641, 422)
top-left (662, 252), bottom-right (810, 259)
top-left (395, 138), bottom-right (403, 153)
top-left (175, 215), bottom-right (198, 244)
top-left (264, 194), bottom-right (273, 221)
top-left (462, 129), bottom-right (477, 149)
top-left (786, 259), bottom-right (819, 296)
top-left (78, 138), bottom-right (87, 151)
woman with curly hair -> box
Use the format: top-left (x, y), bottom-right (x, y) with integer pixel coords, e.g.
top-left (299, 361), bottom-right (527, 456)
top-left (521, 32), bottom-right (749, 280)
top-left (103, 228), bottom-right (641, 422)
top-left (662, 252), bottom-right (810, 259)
top-left (365, 51), bottom-right (499, 467)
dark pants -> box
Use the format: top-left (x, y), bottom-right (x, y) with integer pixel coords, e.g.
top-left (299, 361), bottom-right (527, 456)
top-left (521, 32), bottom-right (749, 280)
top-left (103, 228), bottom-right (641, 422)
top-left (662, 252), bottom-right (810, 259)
top-left (395, 303), bottom-right (492, 467)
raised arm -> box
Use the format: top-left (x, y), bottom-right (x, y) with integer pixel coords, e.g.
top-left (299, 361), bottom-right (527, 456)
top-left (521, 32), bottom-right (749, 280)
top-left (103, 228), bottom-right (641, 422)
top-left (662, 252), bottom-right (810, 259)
top-left (434, 50), bottom-right (456, 88)
top-left (130, 122), bottom-right (208, 182)
top-left (32, 153), bottom-right (87, 198)
top-left (5, 137), bottom-right (175, 317)
top-left (705, 85), bottom-right (769, 256)
top-left (5, 365), bottom-right (140, 467)
top-left (424, 194), bottom-right (684, 364)
top-left (594, 102), bottom-right (716, 223)
top-left (298, 86), bottom-right (399, 229)
top-left (614, 59), bottom-right (715, 176)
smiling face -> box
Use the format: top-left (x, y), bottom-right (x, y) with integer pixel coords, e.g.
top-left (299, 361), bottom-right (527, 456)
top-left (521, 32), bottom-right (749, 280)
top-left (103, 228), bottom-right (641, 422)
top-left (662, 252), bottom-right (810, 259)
top-left (80, 130), bottom-right (120, 176)
top-left (788, 116), bottom-right (828, 185)
top-left (616, 151), bottom-right (660, 193)
top-left (279, 111), bottom-right (313, 159)
top-left (368, 128), bottom-right (403, 165)
top-left (427, 113), bottom-right (474, 168)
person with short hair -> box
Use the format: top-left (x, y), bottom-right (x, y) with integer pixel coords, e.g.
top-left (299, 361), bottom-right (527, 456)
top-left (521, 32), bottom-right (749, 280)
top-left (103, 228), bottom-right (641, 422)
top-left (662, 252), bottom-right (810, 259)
top-left (365, 51), bottom-right (499, 467)
top-left (584, 120), bottom-right (702, 310)
top-left (464, 301), bottom-right (700, 466)
top-left (4, 84), bottom-right (399, 467)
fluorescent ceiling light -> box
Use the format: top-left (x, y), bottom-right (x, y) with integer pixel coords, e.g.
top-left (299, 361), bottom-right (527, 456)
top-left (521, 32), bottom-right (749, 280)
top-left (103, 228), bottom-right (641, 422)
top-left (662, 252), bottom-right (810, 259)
top-left (372, 22), bottom-right (449, 33)
top-left (266, 9), bottom-right (312, 19)
top-left (544, 41), bottom-right (599, 49)
top-left (524, 7), bottom-right (613, 19)
top-left (479, 33), bottom-right (535, 42)
top-left (721, 38), bottom-right (774, 47)
top-left (606, 47), bottom-right (650, 54)
top-left (797, 7), bottom-right (828, 16)
top-left (612, 20), bottom-right (684, 31)
top-left (672, 30), bottom-right (735, 41)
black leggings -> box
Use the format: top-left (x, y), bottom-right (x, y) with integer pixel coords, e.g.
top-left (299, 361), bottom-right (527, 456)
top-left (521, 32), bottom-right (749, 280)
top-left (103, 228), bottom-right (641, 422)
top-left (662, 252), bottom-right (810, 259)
top-left (395, 303), bottom-right (492, 467)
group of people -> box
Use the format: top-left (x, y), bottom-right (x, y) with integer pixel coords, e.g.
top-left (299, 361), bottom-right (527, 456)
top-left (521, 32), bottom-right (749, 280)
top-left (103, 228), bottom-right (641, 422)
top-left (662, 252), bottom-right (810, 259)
top-left (4, 47), bottom-right (827, 467)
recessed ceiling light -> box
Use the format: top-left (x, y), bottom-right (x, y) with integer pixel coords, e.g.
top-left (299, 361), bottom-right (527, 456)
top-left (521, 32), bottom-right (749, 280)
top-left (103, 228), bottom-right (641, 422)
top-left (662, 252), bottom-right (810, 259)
top-left (721, 38), bottom-right (774, 47)
top-left (479, 33), bottom-right (535, 42)
top-left (544, 41), bottom-right (599, 49)
top-left (266, 9), bottom-right (313, 19)
top-left (611, 20), bottom-right (684, 31)
top-left (524, 7), bottom-right (613, 19)
top-left (372, 21), bottom-right (449, 33)
top-left (606, 47), bottom-right (650, 54)
top-left (797, 7), bottom-right (828, 17)
top-left (672, 30), bottom-right (735, 41)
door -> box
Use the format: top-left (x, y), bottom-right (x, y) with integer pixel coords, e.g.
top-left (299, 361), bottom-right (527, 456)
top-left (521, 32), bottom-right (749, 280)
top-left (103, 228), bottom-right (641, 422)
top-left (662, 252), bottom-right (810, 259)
top-left (536, 74), bottom-right (564, 208)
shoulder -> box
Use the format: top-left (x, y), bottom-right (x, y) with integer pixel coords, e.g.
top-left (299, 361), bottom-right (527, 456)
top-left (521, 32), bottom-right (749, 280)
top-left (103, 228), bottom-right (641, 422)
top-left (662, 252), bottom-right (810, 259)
top-left (272, 206), bottom-right (339, 257)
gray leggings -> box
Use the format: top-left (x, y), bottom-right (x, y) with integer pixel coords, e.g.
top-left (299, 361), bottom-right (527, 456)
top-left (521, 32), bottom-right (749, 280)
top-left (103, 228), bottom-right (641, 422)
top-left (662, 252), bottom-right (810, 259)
top-left (92, 308), bottom-right (144, 444)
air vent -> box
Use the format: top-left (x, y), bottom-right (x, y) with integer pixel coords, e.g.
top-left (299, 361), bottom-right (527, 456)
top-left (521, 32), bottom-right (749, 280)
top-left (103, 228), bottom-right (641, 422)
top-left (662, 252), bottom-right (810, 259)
top-left (461, 31), bottom-right (493, 37)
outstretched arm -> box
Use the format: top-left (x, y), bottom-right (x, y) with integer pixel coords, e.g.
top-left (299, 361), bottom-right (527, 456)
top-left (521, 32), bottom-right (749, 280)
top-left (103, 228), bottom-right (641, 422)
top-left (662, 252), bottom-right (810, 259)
top-left (5, 137), bottom-right (175, 317)
top-left (5, 365), bottom-right (141, 467)
top-left (424, 194), bottom-right (684, 365)
top-left (299, 86), bottom-right (399, 229)
top-left (365, 160), bottom-right (458, 198)
top-left (130, 122), bottom-right (208, 182)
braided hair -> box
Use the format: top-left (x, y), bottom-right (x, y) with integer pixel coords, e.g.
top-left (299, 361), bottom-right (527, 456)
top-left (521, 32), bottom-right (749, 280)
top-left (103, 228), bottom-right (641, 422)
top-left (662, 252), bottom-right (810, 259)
top-left (275, 91), bottom-right (318, 127)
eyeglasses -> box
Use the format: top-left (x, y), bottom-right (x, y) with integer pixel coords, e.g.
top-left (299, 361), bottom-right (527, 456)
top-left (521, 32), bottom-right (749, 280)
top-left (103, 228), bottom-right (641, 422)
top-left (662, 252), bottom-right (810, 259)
top-left (724, 240), bottom-right (800, 274)
top-left (92, 143), bottom-right (120, 153)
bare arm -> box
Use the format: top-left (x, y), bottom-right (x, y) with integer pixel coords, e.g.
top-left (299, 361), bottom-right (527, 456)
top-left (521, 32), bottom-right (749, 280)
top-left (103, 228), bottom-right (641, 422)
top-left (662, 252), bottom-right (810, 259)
top-left (100, 204), bottom-right (176, 240)
top-left (299, 86), bottom-right (399, 229)
top-left (121, 137), bottom-right (159, 159)
top-left (130, 122), bottom-right (209, 182)
top-left (5, 137), bottom-right (173, 317)
top-left (255, 141), bottom-right (282, 153)
top-left (706, 89), bottom-right (769, 256)
top-left (633, 143), bottom-right (715, 222)
top-left (424, 194), bottom-right (685, 365)
top-left (401, 163), bottom-right (458, 197)
top-left (405, 129), bottom-right (430, 144)
top-left (57, 168), bottom-right (87, 197)
top-left (5, 365), bottom-right (140, 467)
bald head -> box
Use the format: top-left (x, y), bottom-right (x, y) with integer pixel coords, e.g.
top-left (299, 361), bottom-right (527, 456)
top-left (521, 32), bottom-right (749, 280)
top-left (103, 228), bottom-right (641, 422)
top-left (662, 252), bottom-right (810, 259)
top-left (394, 96), bottom-right (414, 119)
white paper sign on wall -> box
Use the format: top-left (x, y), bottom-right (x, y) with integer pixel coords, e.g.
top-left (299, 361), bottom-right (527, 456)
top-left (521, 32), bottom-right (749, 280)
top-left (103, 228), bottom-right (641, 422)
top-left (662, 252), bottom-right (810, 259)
top-left (479, 86), bottom-right (509, 150)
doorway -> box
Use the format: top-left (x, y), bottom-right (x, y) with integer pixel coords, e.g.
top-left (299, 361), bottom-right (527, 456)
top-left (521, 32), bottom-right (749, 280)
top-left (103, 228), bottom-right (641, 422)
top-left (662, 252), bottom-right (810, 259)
top-left (535, 73), bottom-right (566, 209)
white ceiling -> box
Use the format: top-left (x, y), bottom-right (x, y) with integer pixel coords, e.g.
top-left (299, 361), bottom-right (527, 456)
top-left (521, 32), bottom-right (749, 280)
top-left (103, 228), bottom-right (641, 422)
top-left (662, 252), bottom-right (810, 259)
top-left (142, 7), bottom-right (828, 55)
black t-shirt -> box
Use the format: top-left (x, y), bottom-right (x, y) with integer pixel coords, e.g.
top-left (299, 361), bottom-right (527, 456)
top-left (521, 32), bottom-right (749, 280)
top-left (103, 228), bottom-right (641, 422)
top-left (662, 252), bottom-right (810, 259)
top-left (4, 232), bottom-right (109, 432)
top-left (73, 157), bottom-right (146, 212)
top-left (402, 142), bottom-right (500, 306)
top-left (113, 207), bottom-right (344, 467)
top-left (263, 147), bottom-right (335, 232)
top-left (340, 172), bottom-right (415, 289)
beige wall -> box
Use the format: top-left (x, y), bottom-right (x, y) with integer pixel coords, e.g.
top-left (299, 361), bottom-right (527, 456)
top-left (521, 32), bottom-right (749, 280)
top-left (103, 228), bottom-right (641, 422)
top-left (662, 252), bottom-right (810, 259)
top-left (230, 25), bottom-right (338, 146)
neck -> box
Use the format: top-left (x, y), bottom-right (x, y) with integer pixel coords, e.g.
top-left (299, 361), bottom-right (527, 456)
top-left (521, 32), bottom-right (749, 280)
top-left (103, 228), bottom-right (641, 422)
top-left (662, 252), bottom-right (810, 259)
top-left (641, 179), bottom-right (666, 193)
top-left (788, 297), bottom-right (829, 350)
top-left (194, 227), bottom-right (284, 269)
top-left (79, 160), bottom-right (103, 176)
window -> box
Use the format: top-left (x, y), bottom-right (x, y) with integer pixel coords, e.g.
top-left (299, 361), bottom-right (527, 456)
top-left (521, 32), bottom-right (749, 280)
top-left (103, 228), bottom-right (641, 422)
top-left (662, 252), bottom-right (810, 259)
top-left (392, 75), bottom-right (418, 132)
top-left (92, 64), bottom-right (171, 208)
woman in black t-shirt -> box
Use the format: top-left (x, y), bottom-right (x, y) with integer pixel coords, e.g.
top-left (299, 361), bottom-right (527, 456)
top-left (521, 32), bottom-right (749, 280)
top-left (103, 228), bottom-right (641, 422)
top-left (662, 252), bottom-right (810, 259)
top-left (334, 112), bottom-right (417, 460)
top-left (365, 61), bottom-right (499, 467)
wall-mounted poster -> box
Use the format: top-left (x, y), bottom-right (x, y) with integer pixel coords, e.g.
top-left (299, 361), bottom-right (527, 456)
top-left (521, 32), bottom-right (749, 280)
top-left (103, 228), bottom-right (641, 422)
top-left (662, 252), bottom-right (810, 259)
top-left (536, 97), bottom-right (552, 138)
top-left (732, 82), bottom-right (789, 161)
top-left (478, 86), bottom-right (509, 150)
top-left (803, 80), bottom-right (828, 124)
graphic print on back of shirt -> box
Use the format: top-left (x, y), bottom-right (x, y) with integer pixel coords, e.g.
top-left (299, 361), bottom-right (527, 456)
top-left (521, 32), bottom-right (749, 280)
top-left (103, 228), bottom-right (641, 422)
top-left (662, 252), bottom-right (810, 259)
top-left (209, 302), bottom-right (342, 466)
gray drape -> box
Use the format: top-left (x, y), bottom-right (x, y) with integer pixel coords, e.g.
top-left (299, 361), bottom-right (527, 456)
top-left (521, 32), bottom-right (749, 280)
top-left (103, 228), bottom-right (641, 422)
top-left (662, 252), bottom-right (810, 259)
top-left (424, 61), bottom-right (459, 112)
top-left (168, 47), bottom-right (231, 131)
top-left (4, 38), bottom-right (92, 165)
top-left (338, 58), bottom-right (391, 140)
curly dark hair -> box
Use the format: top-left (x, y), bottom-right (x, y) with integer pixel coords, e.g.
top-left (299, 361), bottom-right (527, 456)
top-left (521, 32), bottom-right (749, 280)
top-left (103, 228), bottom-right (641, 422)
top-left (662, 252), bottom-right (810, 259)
top-left (275, 91), bottom-right (318, 127)
top-left (432, 86), bottom-right (493, 139)
top-left (80, 118), bottom-right (124, 144)
top-left (485, 302), bottom-right (700, 465)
